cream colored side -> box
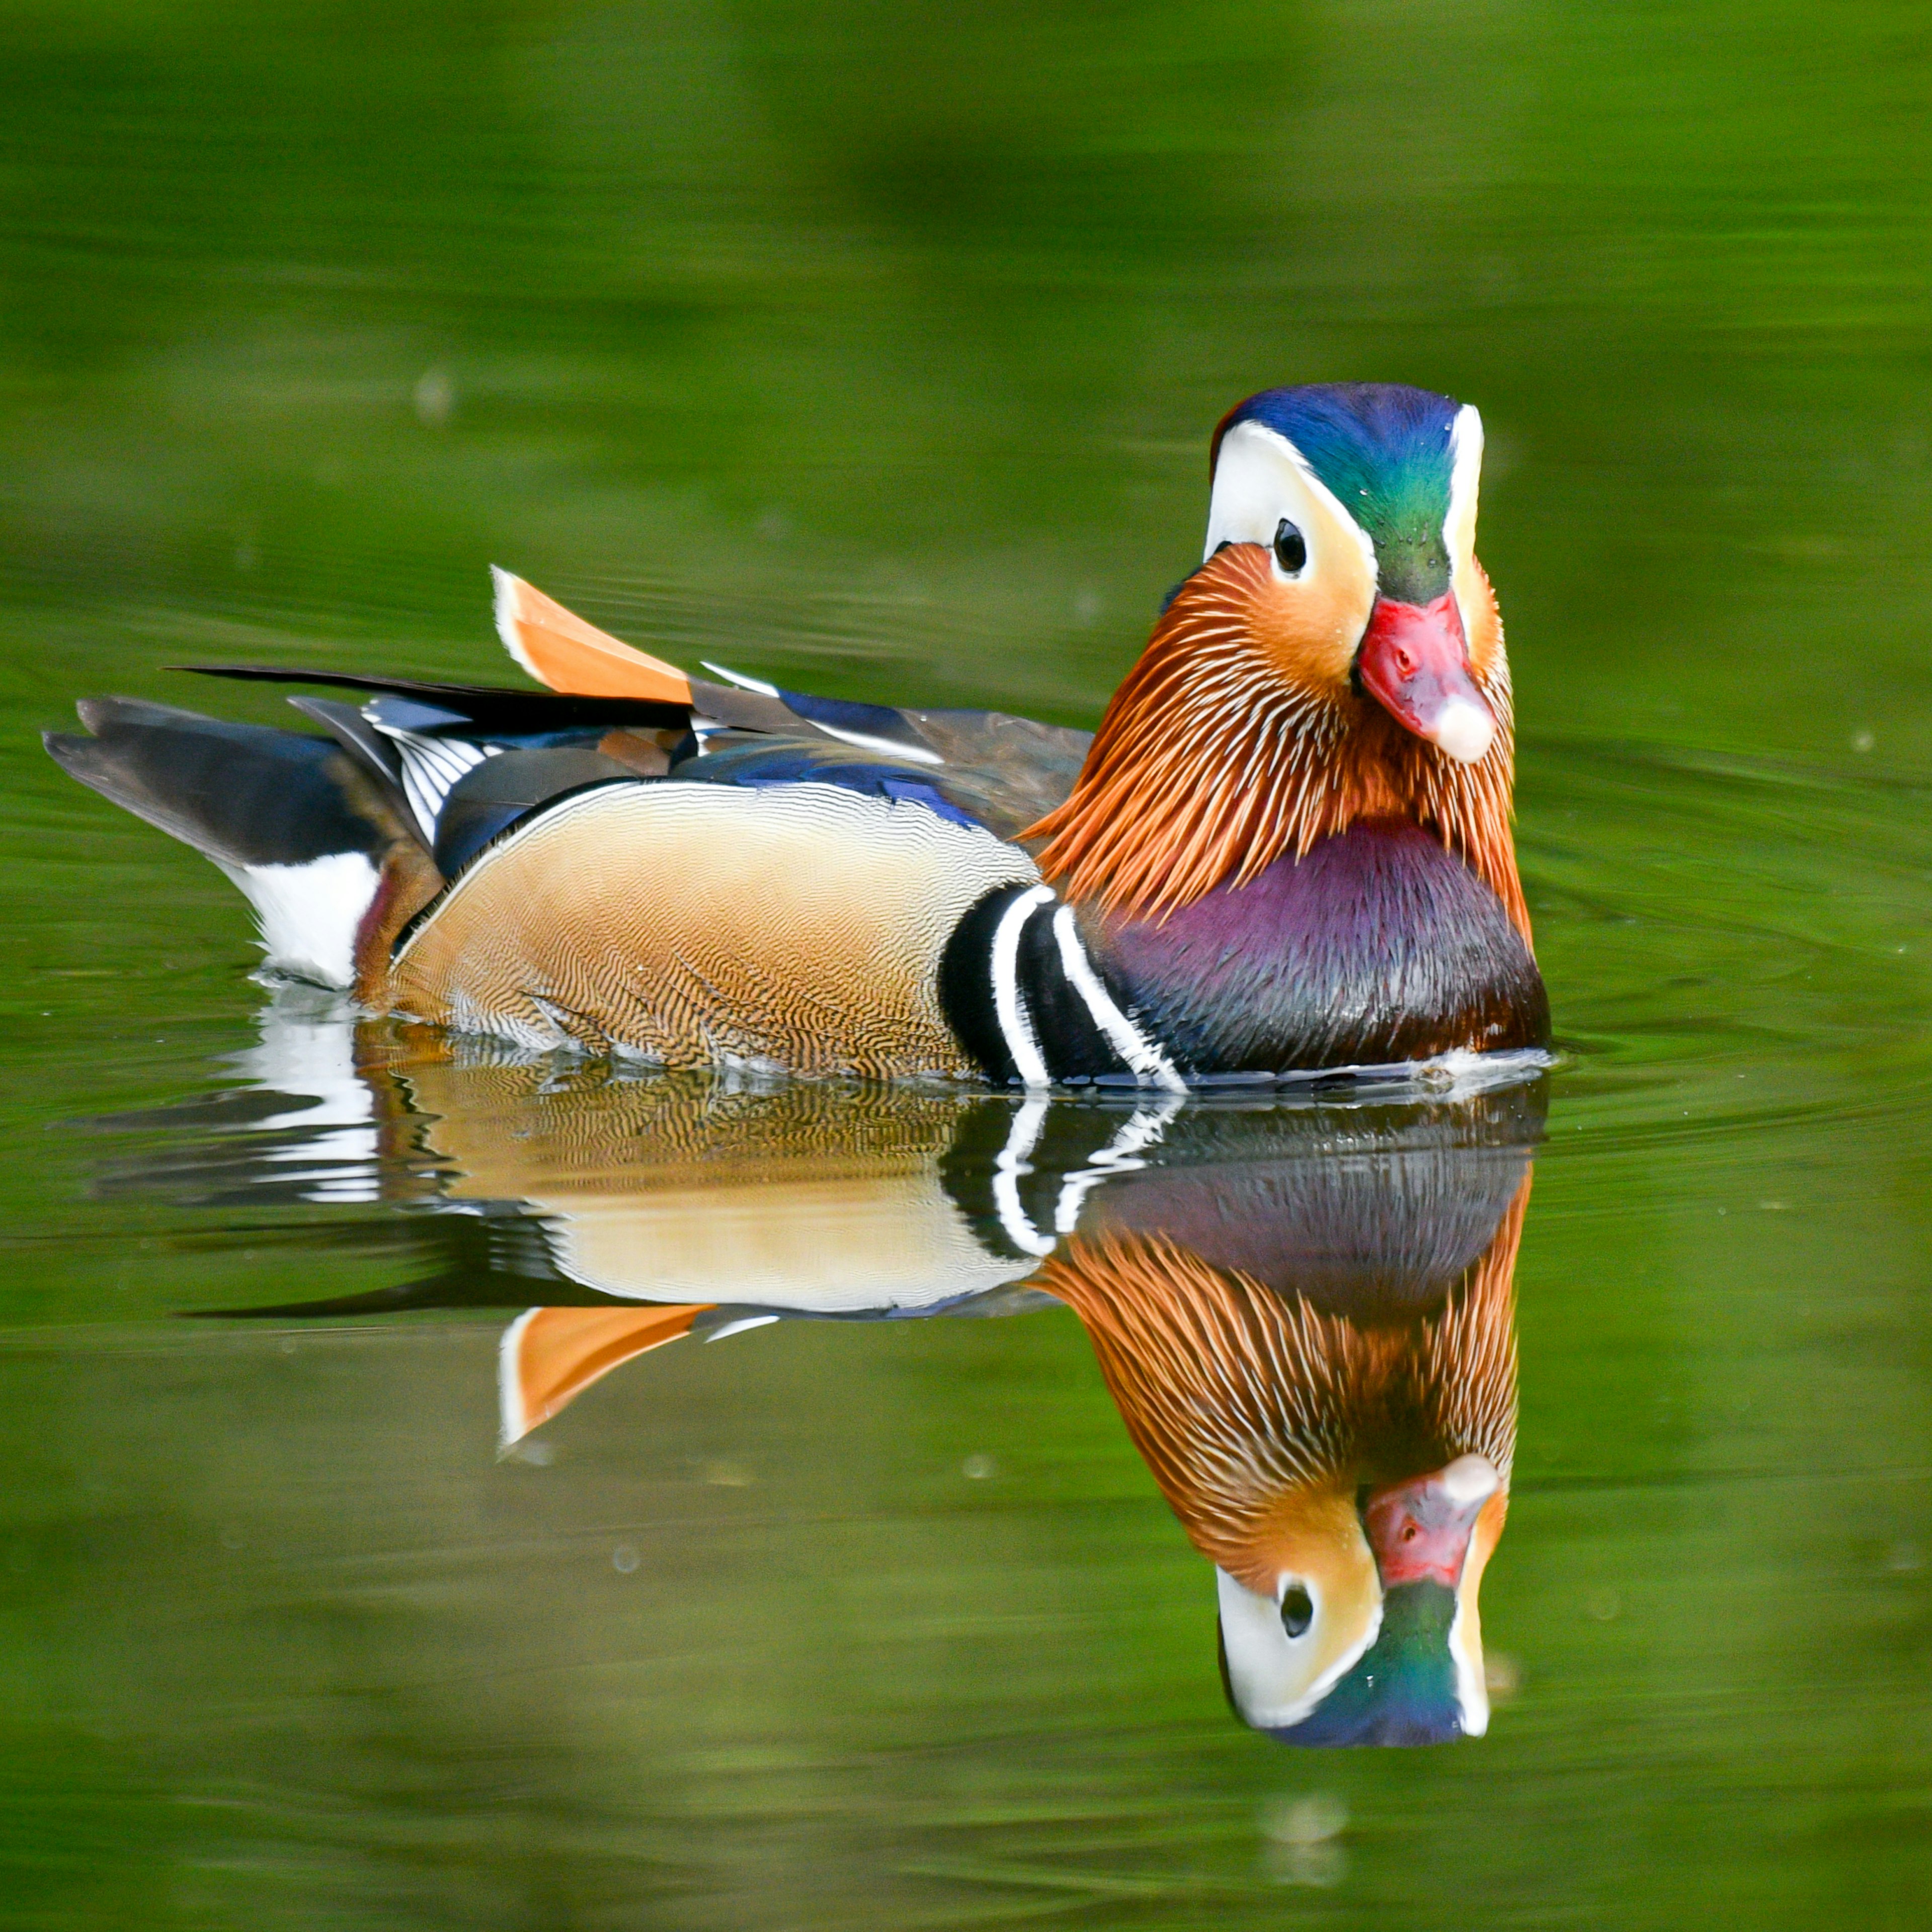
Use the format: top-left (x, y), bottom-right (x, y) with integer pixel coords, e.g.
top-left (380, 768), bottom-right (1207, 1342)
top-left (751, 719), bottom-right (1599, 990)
top-left (389, 780), bottom-right (1040, 1078)
top-left (535, 1172), bottom-right (1037, 1310)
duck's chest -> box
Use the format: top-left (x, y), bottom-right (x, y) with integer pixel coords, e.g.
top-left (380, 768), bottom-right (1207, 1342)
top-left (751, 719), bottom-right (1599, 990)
top-left (1099, 821), bottom-right (1547, 1073)
top-left (940, 820), bottom-right (1548, 1082)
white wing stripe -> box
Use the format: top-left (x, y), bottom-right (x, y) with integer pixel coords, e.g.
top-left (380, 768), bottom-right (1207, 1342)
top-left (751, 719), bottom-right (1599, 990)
top-left (377, 728), bottom-right (497, 844)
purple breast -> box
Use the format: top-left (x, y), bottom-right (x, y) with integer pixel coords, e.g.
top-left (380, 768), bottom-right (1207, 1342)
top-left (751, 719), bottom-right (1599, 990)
top-left (1090, 820), bottom-right (1548, 1073)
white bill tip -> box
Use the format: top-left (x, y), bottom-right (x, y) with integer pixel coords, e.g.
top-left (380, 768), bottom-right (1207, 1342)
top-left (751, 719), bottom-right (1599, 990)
top-left (1431, 696), bottom-right (1496, 764)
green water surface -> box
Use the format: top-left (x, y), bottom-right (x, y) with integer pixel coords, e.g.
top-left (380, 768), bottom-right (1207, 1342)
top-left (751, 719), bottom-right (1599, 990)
top-left (2, 2), bottom-right (1931, 1926)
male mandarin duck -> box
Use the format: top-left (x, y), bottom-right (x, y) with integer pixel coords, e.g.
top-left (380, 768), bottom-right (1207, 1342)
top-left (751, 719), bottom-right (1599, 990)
top-left (46, 382), bottom-right (1548, 1085)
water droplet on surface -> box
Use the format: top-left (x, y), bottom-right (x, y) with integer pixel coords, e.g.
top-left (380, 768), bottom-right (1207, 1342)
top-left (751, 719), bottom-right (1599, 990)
top-left (1260, 1794), bottom-right (1348, 1846)
top-left (612, 1544), bottom-right (639, 1575)
top-left (961, 1453), bottom-right (997, 1480)
top-left (1586, 1587), bottom-right (1621, 1621)
top-left (414, 366), bottom-right (455, 426)
top-left (1260, 1795), bottom-right (1349, 1885)
top-left (1263, 1841), bottom-right (1348, 1887)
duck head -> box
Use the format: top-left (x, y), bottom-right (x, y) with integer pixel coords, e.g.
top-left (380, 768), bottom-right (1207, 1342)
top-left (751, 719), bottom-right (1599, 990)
top-left (1028, 382), bottom-right (1521, 933)
top-left (1204, 385), bottom-right (1498, 765)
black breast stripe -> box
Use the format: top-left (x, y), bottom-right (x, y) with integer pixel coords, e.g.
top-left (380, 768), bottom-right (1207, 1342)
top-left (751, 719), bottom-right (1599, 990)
top-left (1010, 894), bottom-right (1130, 1080)
top-left (938, 884), bottom-right (1034, 1083)
top-left (939, 884), bottom-right (1179, 1087)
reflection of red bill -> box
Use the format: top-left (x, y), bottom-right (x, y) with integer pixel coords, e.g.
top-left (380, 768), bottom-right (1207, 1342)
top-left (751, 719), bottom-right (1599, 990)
top-left (1362, 1453), bottom-right (1502, 1587)
top-left (1356, 594), bottom-right (1496, 764)
top-left (500, 1303), bottom-right (709, 1445)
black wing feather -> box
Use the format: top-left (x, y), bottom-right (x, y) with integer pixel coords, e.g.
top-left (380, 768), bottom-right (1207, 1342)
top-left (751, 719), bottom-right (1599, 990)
top-left (174, 665), bottom-right (692, 733)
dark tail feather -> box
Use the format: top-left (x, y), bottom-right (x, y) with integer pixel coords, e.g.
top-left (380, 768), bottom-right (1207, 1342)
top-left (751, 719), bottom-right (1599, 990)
top-left (46, 697), bottom-right (396, 870)
top-left (45, 697), bottom-right (437, 989)
top-left (174, 664), bottom-right (691, 734)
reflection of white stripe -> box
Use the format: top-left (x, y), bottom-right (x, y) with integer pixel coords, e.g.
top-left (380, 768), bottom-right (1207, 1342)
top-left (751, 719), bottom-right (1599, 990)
top-left (1052, 1096), bottom-right (1185, 1234)
top-left (1051, 906), bottom-right (1185, 1090)
top-left (498, 1308), bottom-right (539, 1448)
top-left (991, 886), bottom-right (1056, 1089)
top-left (705, 1314), bottom-right (781, 1343)
top-left (992, 1096), bottom-right (1055, 1257)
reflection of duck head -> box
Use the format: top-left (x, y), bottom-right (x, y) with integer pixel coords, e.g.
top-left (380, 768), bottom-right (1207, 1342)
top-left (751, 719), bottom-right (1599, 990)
top-left (1038, 1168), bottom-right (1524, 1747)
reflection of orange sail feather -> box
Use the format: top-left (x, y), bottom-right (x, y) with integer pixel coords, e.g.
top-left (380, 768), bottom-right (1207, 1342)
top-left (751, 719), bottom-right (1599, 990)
top-left (500, 1304), bottom-right (709, 1445)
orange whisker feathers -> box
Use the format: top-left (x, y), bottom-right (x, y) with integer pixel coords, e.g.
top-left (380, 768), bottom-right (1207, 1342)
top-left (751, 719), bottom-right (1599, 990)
top-left (1023, 546), bottom-right (1528, 937)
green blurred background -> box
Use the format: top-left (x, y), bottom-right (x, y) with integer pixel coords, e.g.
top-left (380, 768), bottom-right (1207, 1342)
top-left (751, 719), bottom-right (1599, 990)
top-left (2, 1), bottom-right (1931, 1926)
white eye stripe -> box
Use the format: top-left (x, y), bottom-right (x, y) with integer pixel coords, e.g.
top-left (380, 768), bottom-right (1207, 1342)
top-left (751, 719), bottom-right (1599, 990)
top-left (1445, 404), bottom-right (1484, 568)
top-left (1203, 420), bottom-right (1378, 588)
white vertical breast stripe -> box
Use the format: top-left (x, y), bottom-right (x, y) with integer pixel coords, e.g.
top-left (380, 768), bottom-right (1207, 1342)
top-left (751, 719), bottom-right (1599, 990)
top-left (1051, 905), bottom-right (1186, 1090)
top-left (990, 884), bottom-right (1056, 1089)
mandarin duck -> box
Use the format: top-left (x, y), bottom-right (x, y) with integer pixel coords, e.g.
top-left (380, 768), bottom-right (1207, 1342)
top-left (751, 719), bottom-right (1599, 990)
top-left (47, 382), bottom-right (1547, 1085)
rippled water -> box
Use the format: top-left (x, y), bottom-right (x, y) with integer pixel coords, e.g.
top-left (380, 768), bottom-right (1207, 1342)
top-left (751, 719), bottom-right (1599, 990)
top-left (5, 2), bottom-right (1932, 1925)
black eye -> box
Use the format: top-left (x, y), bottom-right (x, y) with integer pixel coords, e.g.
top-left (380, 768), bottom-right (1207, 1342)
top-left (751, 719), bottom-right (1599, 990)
top-left (1280, 1584), bottom-right (1314, 1639)
top-left (1273, 519), bottom-right (1307, 575)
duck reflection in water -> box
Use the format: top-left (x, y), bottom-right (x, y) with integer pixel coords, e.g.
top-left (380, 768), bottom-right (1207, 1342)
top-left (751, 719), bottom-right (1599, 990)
top-left (1040, 1209), bottom-right (1519, 1746)
top-left (101, 1001), bottom-right (1539, 1749)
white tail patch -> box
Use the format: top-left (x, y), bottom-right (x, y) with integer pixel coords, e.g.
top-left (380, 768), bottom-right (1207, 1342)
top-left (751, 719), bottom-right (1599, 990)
top-left (215, 851), bottom-right (380, 989)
